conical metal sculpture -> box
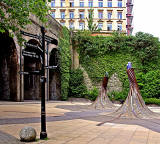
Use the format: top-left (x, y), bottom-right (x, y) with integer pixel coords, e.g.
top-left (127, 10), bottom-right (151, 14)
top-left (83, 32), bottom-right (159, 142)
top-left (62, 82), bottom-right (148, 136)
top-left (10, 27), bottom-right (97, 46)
top-left (107, 62), bottom-right (159, 119)
top-left (91, 72), bottom-right (115, 109)
top-left (97, 62), bottom-right (160, 126)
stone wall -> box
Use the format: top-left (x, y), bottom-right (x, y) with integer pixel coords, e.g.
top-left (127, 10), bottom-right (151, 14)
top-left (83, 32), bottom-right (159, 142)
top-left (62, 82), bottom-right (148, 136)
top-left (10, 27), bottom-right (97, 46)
top-left (79, 65), bottom-right (93, 91)
top-left (107, 73), bottom-right (122, 93)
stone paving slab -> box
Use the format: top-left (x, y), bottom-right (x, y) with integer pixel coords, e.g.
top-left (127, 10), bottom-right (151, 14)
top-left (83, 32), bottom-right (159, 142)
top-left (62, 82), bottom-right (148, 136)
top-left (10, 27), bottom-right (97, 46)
top-left (1, 101), bottom-right (160, 144)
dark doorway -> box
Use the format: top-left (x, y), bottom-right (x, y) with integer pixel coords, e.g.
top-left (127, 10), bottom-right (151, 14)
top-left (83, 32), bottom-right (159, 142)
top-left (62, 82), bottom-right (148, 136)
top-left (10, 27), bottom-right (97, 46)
top-left (49, 48), bottom-right (61, 100)
top-left (24, 39), bottom-right (42, 100)
top-left (0, 32), bottom-right (18, 101)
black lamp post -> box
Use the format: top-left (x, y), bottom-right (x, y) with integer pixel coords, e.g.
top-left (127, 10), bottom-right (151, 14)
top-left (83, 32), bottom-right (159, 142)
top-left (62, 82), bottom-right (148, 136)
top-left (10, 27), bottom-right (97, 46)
top-left (40, 26), bottom-right (47, 139)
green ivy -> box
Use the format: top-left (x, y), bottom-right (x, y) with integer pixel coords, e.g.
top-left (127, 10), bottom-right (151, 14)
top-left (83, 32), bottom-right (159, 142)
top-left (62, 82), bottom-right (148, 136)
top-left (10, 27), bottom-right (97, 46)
top-left (72, 31), bottom-right (160, 102)
top-left (59, 27), bottom-right (71, 100)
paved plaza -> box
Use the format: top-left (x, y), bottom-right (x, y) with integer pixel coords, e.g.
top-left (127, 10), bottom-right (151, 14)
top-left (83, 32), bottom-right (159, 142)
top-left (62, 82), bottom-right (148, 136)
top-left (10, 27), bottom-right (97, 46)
top-left (1, 101), bottom-right (160, 144)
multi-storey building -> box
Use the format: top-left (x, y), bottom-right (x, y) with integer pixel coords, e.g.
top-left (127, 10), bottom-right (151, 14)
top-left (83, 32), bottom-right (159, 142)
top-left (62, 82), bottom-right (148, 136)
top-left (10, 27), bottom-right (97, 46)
top-left (48, 0), bottom-right (133, 35)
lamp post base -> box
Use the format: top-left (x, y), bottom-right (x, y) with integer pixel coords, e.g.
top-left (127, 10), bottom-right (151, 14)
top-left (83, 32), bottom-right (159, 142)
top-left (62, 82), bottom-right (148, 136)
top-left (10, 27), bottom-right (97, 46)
top-left (40, 131), bottom-right (47, 139)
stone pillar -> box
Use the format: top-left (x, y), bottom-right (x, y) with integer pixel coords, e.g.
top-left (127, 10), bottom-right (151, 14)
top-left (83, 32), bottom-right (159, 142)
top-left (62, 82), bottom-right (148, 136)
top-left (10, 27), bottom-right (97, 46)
top-left (73, 47), bottom-right (79, 69)
top-left (17, 64), bottom-right (21, 102)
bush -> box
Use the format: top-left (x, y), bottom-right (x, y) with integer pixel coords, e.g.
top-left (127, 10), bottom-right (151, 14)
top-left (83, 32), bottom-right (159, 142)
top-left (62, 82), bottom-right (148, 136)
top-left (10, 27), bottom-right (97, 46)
top-left (108, 91), bottom-right (127, 103)
top-left (68, 69), bottom-right (88, 98)
top-left (85, 87), bottom-right (99, 101)
top-left (137, 70), bottom-right (160, 99)
top-left (144, 98), bottom-right (160, 106)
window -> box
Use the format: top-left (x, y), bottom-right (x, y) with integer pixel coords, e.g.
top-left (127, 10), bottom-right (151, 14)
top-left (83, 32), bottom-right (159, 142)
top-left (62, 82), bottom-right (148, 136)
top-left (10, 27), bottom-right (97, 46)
top-left (98, 0), bottom-right (103, 7)
top-left (70, 11), bottom-right (74, 19)
top-left (69, 22), bottom-right (74, 29)
top-left (108, 0), bottom-right (112, 7)
top-left (61, 12), bottom-right (65, 19)
top-left (88, 0), bottom-right (93, 7)
top-left (80, 2), bottom-right (84, 7)
top-left (79, 12), bottom-right (84, 19)
top-left (107, 23), bottom-right (112, 31)
top-left (107, 11), bottom-right (112, 19)
top-left (51, 12), bottom-right (55, 18)
top-left (79, 22), bottom-right (84, 30)
top-left (51, 0), bottom-right (55, 7)
top-left (70, 1), bottom-right (74, 7)
top-left (98, 11), bottom-right (103, 19)
top-left (60, 22), bottom-right (65, 26)
top-left (61, 0), bottom-right (65, 7)
top-left (117, 23), bottom-right (122, 31)
top-left (98, 23), bottom-right (103, 30)
top-left (118, 12), bottom-right (122, 19)
top-left (118, 0), bottom-right (122, 7)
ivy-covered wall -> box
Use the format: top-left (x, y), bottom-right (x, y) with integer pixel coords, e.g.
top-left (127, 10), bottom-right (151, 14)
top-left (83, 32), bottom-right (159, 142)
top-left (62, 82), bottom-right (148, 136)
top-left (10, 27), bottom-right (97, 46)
top-left (73, 31), bottom-right (160, 101)
top-left (59, 27), bottom-right (71, 100)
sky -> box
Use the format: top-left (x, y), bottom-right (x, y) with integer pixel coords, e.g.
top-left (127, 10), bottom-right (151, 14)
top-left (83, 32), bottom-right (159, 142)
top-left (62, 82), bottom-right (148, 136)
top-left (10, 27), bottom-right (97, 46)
top-left (133, 0), bottom-right (160, 39)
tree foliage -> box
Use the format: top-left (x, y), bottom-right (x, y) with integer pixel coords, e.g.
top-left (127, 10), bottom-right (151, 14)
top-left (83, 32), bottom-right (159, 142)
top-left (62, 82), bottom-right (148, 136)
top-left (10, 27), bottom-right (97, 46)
top-left (133, 32), bottom-right (160, 65)
top-left (86, 9), bottom-right (99, 32)
top-left (0, 0), bottom-right (49, 40)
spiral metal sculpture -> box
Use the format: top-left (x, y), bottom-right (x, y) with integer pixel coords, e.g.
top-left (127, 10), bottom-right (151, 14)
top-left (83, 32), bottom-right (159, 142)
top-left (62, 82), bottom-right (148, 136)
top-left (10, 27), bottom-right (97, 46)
top-left (105, 68), bottom-right (159, 119)
top-left (91, 72), bottom-right (115, 109)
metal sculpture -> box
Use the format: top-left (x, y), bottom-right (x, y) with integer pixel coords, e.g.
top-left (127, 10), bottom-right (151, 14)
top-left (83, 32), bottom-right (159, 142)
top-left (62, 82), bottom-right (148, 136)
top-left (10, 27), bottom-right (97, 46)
top-left (91, 72), bottom-right (115, 109)
top-left (97, 62), bottom-right (160, 126)
top-left (107, 62), bottom-right (159, 119)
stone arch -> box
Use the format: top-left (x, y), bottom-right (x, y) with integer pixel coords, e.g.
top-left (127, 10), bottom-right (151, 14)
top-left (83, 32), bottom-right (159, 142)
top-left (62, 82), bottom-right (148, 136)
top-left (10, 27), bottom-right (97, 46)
top-left (23, 39), bottom-right (42, 100)
top-left (0, 32), bottom-right (18, 101)
top-left (49, 48), bottom-right (61, 100)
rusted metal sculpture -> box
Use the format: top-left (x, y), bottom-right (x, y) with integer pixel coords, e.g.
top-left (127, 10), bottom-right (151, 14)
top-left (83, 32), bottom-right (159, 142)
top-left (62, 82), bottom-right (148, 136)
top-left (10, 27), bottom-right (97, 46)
top-left (91, 72), bottom-right (115, 109)
top-left (97, 63), bottom-right (160, 126)
top-left (107, 63), bottom-right (159, 119)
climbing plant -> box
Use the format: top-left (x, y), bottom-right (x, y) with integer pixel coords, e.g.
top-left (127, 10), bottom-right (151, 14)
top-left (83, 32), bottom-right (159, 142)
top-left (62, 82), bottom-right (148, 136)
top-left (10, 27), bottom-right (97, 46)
top-left (72, 31), bottom-right (160, 102)
top-left (59, 27), bottom-right (71, 100)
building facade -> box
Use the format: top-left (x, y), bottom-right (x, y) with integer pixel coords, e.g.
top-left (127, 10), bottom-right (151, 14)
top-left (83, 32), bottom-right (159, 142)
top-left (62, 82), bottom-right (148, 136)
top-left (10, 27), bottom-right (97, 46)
top-left (49, 0), bottom-right (133, 35)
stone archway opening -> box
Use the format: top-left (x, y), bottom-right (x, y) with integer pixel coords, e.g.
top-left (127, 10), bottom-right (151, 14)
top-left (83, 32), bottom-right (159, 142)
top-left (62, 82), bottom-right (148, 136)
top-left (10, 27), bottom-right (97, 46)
top-left (0, 32), bottom-right (18, 101)
top-left (24, 39), bottom-right (42, 100)
top-left (49, 48), bottom-right (61, 100)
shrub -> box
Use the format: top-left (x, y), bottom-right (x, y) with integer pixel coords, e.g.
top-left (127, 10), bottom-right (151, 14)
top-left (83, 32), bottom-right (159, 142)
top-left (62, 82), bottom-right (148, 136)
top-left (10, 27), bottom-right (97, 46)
top-left (144, 98), bottom-right (160, 106)
top-left (137, 70), bottom-right (160, 99)
top-left (68, 69), bottom-right (88, 98)
top-left (108, 91), bottom-right (127, 103)
top-left (85, 87), bottom-right (99, 101)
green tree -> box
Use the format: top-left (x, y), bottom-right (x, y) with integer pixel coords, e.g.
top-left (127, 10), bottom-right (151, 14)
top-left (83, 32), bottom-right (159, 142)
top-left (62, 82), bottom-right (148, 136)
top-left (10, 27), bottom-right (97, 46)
top-left (87, 9), bottom-right (99, 32)
top-left (134, 32), bottom-right (160, 65)
top-left (0, 0), bottom-right (49, 40)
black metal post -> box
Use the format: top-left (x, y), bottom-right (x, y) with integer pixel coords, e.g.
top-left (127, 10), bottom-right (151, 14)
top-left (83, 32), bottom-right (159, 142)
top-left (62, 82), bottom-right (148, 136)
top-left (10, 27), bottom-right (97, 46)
top-left (40, 26), bottom-right (47, 139)
top-left (46, 42), bottom-right (49, 101)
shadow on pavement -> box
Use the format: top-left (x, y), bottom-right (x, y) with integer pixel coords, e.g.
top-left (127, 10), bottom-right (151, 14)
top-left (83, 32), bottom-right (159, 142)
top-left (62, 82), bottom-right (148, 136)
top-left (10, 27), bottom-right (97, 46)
top-left (1, 104), bottom-right (160, 134)
top-left (0, 130), bottom-right (24, 144)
